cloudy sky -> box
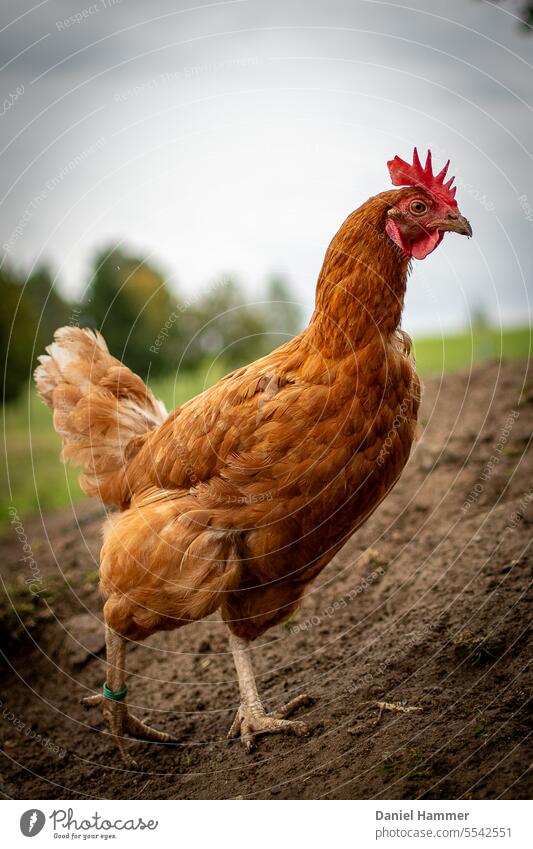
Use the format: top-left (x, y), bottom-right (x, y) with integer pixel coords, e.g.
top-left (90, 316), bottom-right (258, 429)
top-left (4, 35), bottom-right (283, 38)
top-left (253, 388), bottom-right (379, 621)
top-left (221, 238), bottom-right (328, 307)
top-left (1, 0), bottom-right (532, 333)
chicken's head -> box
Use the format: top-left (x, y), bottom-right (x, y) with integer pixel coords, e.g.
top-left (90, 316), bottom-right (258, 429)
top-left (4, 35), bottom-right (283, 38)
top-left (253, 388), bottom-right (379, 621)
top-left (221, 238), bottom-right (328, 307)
top-left (384, 148), bottom-right (472, 260)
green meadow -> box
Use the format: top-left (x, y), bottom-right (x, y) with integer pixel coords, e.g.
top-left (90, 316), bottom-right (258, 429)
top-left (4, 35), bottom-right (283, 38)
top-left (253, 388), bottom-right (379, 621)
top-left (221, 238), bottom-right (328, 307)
top-left (2, 326), bottom-right (530, 527)
top-left (412, 325), bottom-right (530, 376)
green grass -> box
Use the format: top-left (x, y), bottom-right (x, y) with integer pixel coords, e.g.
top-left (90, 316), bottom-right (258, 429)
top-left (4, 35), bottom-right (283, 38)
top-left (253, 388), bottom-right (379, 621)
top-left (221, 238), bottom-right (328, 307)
top-left (413, 325), bottom-right (530, 376)
top-left (0, 579), bottom-right (55, 646)
top-left (2, 386), bottom-right (83, 522)
top-left (1, 326), bottom-right (530, 527)
top-left (452, 630), bottom-right (505, 666)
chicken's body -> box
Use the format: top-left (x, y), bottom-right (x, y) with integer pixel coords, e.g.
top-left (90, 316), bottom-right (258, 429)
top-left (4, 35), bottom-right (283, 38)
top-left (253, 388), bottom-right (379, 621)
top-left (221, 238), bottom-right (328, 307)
top-left (100, 325), bottom-right (418, 756)
top-left (35, 155), bottom-right (472, 762)
top-left (103, 327), bottom-right (418, 644)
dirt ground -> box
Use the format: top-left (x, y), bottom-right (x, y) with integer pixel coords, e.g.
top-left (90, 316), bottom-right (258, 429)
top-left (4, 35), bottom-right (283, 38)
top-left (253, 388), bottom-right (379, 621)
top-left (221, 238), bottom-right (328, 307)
top-left (1, 359), bottom-right (531, 800)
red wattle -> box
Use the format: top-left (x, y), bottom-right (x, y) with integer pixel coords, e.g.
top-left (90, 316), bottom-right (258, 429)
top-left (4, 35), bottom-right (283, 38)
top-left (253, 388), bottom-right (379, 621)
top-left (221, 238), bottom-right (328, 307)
top-left (385, 220), bottom-right (443, 260)
top-left (410, 230), bottom-right (443, 260)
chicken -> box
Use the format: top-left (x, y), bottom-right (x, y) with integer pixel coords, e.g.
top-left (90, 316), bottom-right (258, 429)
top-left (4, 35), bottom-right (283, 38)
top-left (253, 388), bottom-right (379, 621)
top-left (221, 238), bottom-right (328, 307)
top-left (35, 148), bottom-right (472, 764)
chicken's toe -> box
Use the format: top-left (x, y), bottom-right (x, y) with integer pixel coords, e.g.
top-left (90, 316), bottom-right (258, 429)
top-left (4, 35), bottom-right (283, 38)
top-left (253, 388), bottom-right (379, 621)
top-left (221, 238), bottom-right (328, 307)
top-left (81, 693), bottom-right (104, 708)
top-left (83, 691), bottom-right (175, 764)
top-left (271, 693), bottom-right (313, 719)
top-left (228, 696), bottom-right (312, 751)
top-left (124, 711), bottom-right (176, 743)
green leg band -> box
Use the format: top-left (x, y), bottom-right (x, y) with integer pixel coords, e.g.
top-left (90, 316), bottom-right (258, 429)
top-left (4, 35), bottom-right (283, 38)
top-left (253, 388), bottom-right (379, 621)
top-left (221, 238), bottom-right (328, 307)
top-left (102, 682), bottom-right (128, 701)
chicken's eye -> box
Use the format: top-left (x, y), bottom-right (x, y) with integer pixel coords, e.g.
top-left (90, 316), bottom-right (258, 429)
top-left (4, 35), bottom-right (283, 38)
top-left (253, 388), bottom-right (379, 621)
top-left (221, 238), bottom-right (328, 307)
top-left (409, 199), bottom-right (428, 215)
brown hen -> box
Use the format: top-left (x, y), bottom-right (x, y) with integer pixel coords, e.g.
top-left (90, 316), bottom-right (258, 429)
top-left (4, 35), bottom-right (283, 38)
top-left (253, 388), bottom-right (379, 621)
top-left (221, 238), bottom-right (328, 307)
top-left (35, 148), bottom-right (472, 763)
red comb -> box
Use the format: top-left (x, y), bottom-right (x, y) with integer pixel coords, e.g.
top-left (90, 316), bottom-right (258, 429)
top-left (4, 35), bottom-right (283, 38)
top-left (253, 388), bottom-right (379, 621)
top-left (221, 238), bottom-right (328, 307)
top-left (387, 147), bottom-right (457, 208)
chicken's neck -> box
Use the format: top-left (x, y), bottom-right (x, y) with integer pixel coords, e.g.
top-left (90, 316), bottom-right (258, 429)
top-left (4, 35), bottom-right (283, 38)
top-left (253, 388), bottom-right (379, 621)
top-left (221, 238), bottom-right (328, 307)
top-left (309, 196), bottom-right (410, 356)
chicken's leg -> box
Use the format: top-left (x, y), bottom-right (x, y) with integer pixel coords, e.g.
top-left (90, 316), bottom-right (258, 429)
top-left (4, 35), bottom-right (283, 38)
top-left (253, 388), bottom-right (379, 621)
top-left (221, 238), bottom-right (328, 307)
top-left (227, 631), bottom-right (312, 751)
top-left (82, 625), bottom-right (175, 766)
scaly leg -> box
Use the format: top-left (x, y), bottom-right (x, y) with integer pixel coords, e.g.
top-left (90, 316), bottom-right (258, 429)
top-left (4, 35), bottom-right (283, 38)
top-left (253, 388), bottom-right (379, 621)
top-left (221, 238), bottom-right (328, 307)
top-left (227, 631), bottom-right (312, 751)
top-left (82, 625), bottom-right (175, 766)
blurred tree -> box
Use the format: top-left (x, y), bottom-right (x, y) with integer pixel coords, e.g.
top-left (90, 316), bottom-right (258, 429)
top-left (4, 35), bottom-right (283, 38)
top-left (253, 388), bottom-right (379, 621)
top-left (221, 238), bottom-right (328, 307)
top-left (25, 264), bottom-right (70, 347)
top-left (263, 274), bottom-right (303, 345)
top-left (488, 1), bottom-right (533, 29)
top-left (0, 266), bottom-right (40, 401)
top-left (469, 299), bottom-right (491, 330)
top-left (512, 0), bottom-right (533, 28)
top-left (520, 1), bottom-right (533, 26)
top-left (0, 263), bottom-right (72, 401)
top-left (81, 247), bottom-right (173, 378)
top-left (163, 274), bottom-right (303, 373)
top-left (171, 277), bottom-right (266, 370)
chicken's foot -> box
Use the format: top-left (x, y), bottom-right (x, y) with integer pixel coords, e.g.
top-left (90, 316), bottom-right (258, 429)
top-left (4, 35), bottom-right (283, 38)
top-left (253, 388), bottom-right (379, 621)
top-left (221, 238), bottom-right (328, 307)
top-left (227, 632), bottom-right (312, 752)
top-left (82, 626), bottom-right (175, 766)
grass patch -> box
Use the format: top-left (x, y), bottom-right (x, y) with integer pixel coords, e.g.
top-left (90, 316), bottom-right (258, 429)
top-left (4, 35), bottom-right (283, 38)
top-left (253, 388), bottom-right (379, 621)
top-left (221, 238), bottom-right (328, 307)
top-left (82, 569), bottom-right (100, 587)
top-left (0, 580), bottom-right (53, 646)
top-left (452, 630), bottom-right (504, 665)
top-left (405, 749), bottom-right (437, 780)
top-left (413, 325), bottom-right (530, 376)
top-left (2, 387), bottom-right (83, 523)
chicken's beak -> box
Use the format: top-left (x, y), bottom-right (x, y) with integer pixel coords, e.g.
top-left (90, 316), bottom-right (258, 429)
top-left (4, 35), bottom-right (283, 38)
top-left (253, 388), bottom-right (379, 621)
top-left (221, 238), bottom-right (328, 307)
top-left (437, 211), bottom-right (473, 237)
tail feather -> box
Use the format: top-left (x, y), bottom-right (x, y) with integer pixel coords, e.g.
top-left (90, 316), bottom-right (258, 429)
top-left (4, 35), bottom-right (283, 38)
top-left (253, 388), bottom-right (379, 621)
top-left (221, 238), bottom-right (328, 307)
top-left (34, 327), bottom-right (167, 506)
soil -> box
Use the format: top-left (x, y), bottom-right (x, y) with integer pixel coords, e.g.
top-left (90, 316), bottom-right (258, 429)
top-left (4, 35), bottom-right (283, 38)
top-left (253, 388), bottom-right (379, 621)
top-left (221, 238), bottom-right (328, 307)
top-left (1, 359), bottom-right (532, 800)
